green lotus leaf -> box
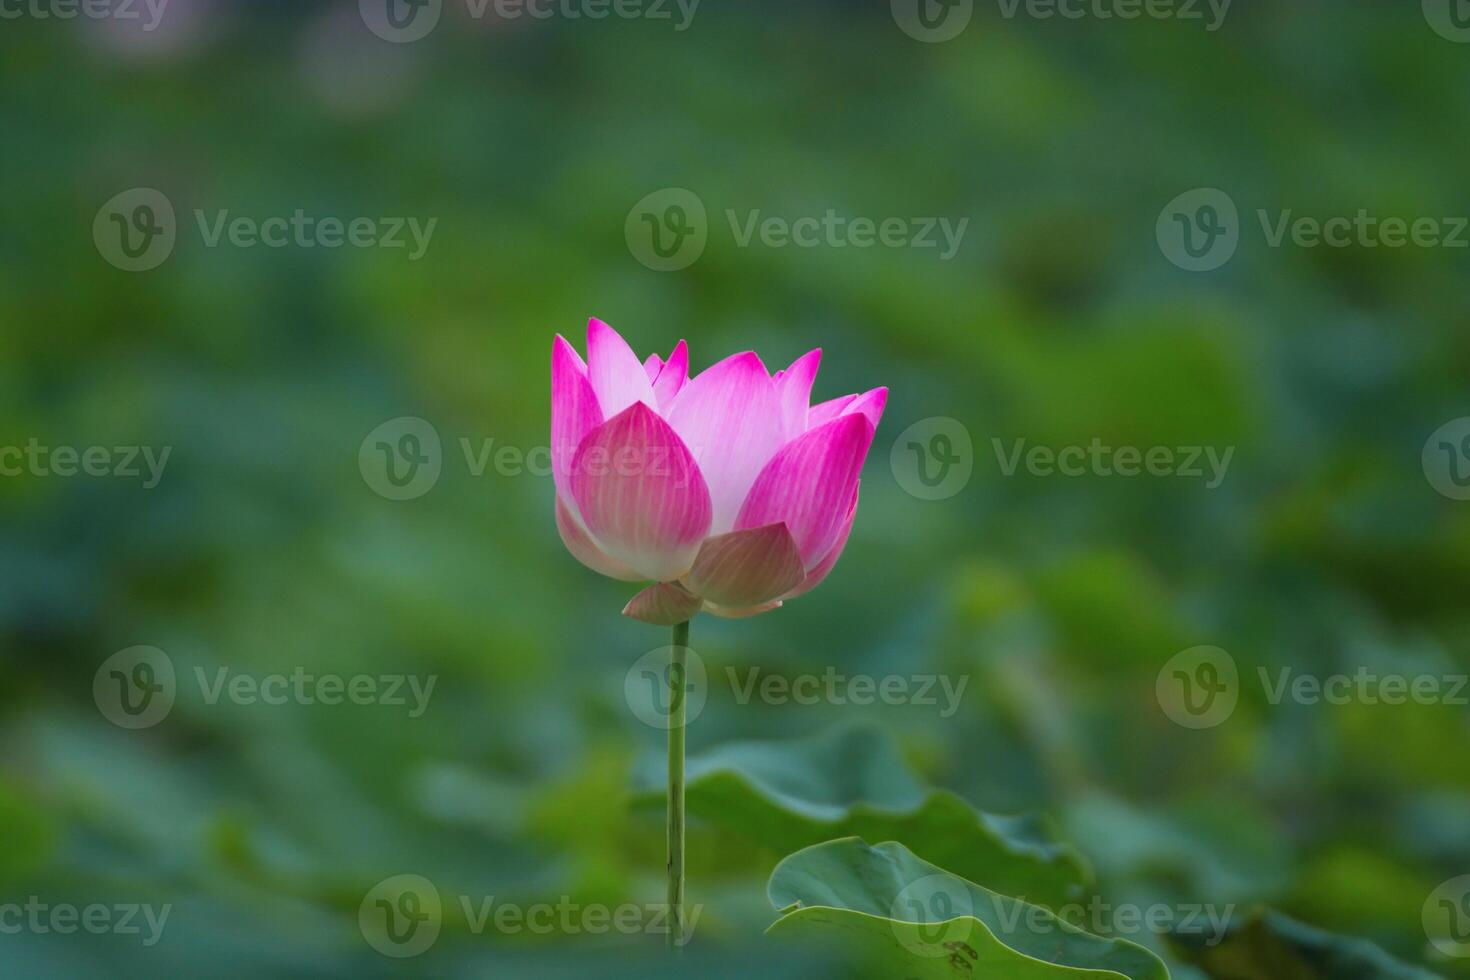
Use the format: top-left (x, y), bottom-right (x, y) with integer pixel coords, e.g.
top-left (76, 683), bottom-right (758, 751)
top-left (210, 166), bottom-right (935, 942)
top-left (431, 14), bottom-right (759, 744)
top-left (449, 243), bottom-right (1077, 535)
top-left (634, 724), bottom-right (1088, 908)
top-left (767, 837), bottom-right (1169, 980)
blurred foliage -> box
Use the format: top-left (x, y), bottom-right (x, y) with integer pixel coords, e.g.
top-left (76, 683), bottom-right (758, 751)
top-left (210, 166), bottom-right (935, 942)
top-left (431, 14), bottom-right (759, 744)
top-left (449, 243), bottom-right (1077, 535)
top-left (2, 0), bottom-right (1469, 977)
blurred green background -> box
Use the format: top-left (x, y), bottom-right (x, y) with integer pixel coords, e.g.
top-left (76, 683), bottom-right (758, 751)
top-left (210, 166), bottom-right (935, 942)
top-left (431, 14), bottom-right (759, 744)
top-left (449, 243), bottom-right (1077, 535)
top-left (3, 0), bottom-right (1470, 976)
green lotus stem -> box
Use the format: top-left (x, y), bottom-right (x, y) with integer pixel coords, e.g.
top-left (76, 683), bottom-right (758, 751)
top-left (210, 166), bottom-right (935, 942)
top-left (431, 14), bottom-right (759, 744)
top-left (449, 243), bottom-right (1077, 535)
top-left (667, 619), bottom-right (689, 949)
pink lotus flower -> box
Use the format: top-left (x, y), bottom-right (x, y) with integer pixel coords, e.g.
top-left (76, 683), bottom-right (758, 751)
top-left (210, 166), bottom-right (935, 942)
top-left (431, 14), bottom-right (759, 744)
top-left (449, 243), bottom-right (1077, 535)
top-left (552, 318), bottom-right (885, 624)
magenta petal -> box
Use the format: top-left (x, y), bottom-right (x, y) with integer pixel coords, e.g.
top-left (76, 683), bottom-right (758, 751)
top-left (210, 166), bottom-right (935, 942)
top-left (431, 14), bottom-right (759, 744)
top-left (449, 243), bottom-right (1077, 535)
top-left (643, 353), bottom-right (664, 382)
top-left (587, 317), bottom-right (657, 418)
top-left (552, 335), bottom-right (603, 504)
top-left (807, 393), bottom-right (857, 429)
top-left (555, 497), bottom-right (643, 582)
top-left (666, 351), bottom-right (786, 534)
top-left (784, 483), bottom-right (859, 598)
top-left (775, 348), bottom-right (821, 440)
top-left (734, 413), bottom-right (875, 568)
top-left (623, 582), bottom-right (704, 625)
top-left (705, 600), bottom-right (782, 619)
top-left (682, 522), bottom-right (805, 607)
top-left (843, 386), bottom-right (888, 429)
top-left (570, 402), bottom-right (712, 582)
top-left (652, 339), bottom-right (689, 408)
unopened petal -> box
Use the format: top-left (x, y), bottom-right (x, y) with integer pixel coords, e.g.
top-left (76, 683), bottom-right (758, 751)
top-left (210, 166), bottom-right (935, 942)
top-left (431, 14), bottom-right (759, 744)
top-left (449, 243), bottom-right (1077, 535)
top-left (775, 348), bottom-right (821, 440)
top-left (652, 339), bottom-right (689, 408)
top-left (570, 402), bottom-right (712, 582)
top-left (843, 386), bottom-right (888, 429)
top-left (705, 600), bottom-right (783, 619)
top-left (623, 582), bottom-right (703, 625)
top-left (666, 351), bottom-right (786, 534)
top-left (784, 483), bottom-right (859, 599)
top-left (555, 496), bottom-right (643, 582)
top-left (807, 393), bottom-right (856, 429)
top-left (682, 522), bottom-right (805, 608)
top-left (587, 317), bottom-right (657, 417)
top-left (552, 334), bottom-right (603, 504)
top-left (734, 413), bottom-right (874, 568)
